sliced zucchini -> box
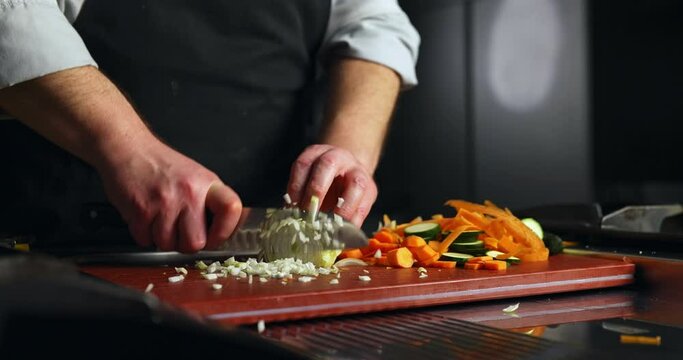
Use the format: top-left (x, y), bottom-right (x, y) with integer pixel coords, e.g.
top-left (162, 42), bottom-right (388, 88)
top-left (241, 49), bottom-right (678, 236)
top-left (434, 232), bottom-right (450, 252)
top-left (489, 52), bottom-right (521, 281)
top-left (485, 250), bottom-right (520, 264)
top-left (449, 240), bottom-right (485, 253)
top-left (543, 232), bottom-right (564, 255)
top-left (521, 218), bottom-right (544, 239)
top-left (485, 250), bottom-right (505, 258)
top-left (455, 230), bottom-right (484, 244)
top-left (405, 222), bottom-right (441, 240)
top-left (440, 252), bottom-right (473, 264)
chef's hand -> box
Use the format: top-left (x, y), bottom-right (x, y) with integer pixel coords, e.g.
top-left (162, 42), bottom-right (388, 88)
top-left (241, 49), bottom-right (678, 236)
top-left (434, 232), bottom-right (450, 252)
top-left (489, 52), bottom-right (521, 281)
top-left (97, 141), bottom-right (243, 253)
top-left (287, 144), bottom-right (378, 227)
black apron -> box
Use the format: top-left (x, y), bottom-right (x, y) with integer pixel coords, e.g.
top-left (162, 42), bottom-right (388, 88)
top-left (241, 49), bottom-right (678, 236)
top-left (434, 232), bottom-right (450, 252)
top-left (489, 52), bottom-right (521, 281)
top-left (0, 0), bottom-right (330, 247)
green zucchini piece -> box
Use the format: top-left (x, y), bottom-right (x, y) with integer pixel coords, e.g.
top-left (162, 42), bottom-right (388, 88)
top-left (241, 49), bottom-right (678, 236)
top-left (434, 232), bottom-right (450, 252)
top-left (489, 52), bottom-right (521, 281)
top-left (543, 232), bottom-right (564, 255)
top-left (485, 250), bottom-right (521, 264)
top-left (440, 252), bottom-right (473, 264)
top-left (521, 218), bottom-right (544, 239)
top-left (449, 240), bottom-right (485, 253)
top-left (405, 222), bottom-right (441, 240)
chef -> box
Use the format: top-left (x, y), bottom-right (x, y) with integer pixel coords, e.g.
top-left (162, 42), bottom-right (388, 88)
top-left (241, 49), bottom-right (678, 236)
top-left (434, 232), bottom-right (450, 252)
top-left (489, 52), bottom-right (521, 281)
top-left (0, 0), bottom-right (419, 253)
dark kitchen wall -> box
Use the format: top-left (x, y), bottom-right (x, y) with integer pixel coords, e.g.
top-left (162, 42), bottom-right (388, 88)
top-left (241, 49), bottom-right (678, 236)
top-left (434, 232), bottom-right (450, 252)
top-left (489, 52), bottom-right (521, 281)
top-left (372, 0), bottom-right (590, 225)
top-left (591, 0), bottom-right (683, 207)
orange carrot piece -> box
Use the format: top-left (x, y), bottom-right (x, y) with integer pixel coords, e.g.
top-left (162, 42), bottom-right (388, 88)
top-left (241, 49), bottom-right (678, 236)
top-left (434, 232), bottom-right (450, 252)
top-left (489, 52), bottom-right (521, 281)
top-left (430, 260), bottom-right (457, 269)
top-left (417, 253), bottom-right (440, 267)
top-left (519, 247), bottom-right (550, 262)
top-left (428, 240), bottom-right (442, 252)
top-left (376, 230), bottom-right (400, 244)
top-left (376, 256), bottom-right (390, 266)
top-left (387, 247), bottom-right (414, 268)
top-left (483, 237), bottom-right (499, 250)
top-left (339, 248), bottom-right (363, 259)
top-left (369, 238), bottom-right (401, 251)
top-left (467, 256), bottom-right (493, 263)
top-left (483, 260), bottom-right (507, 270)
top-left (413, 244), bottom-right (438, 262)
top-left (404, 235), bottom-right (427, 248)
top-left (497, 235), bottom-right (519, 254)
top-left (438, 225), bottom-right (476, 254)
top-left (464, 263), bottom-right (482, 270)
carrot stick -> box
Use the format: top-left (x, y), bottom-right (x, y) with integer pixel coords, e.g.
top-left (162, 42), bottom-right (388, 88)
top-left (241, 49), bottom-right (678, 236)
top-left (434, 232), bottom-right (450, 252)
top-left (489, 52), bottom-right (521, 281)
top-left (428, 240), bottom-right (442, 252)
top-left (387, 247), bottom-right (414, 268)
top-left (413, 244), bottom-right (438, 262)
top-left (464, 263), bottom-right (482, 270)
top-left (404, 235), bottom-right (427, 248)
top-left (438, 225), bottom-right (475, 254)
top-left (431, 260), bottom-right (457, 269)
top-left (467, 256), bottom-right (493, 263)
top-left (374, 230), bottom-right (398, 244)
top-left (369, 238), bottom-right (401, 251)
top-left (483, 260), bottom-right (507, 270)
top-left (339, 248), bottom-right (363, 259)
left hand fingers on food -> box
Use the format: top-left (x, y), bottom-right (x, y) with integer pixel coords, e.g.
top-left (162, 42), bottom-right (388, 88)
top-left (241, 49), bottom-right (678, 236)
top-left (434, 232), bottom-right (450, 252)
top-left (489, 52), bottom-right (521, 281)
top-left (350, 176), bottom-right (378, 227)
top-left (287, 144), bottom-right (334, 205)
top-left (302, 148), bottom-right (352, 208)
top-left (335, 167), bottom-right (370, 221)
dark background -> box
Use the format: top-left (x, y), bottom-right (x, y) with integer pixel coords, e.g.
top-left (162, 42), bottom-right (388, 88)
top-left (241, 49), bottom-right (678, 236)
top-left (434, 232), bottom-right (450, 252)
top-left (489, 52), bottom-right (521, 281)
top-left (370, 0), bottom-right (683, 226)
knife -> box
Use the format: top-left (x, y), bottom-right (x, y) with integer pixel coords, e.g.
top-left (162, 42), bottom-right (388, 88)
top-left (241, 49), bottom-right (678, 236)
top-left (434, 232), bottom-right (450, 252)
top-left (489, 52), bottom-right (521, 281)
top-left (70, 202), bottom-right (368, 265)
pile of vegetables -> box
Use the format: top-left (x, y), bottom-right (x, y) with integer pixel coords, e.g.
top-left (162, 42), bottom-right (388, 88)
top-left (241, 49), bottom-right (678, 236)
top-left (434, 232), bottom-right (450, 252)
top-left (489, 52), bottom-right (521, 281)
top-left (338, 199), bottom-right (560, 270)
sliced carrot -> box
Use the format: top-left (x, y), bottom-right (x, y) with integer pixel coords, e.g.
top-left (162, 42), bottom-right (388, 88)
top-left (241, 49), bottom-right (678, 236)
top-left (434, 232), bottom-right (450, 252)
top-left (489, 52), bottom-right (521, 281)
top-left (497, 235), bottom-right (519, 254)
top-left (369, 238), bottom-right (401, 251)
top-left (339, 248), bottom-right (363, 259)
top-left (376, 256), bottom-right (390, 266)
top-left (519, 247), bottom-right (550, 262)
top-left (438, 225), bottom-right (476, 254)
top-left (359, 246), bottom-right (376, 257)
top-left (428, 240), bottom-right (442, 252)
top-left (483, 260), bottom-right (507, 270)
top-left (464, 263), bottom-right (482, 270)
top-left (374, 230), bottom-right (399, 244)
top-left (387, 247), bottom-right (414, 268)
top-left (417, 253), bottom-right (439, 267)
top-left (483, 237), bottom-right (498, 250)
top-left (467, 256), bottom-right (493, 263)
top-left (431, 260), bottom-right (457, 269)
top-left (412, 244), bottom-right (438, 262)
top-left (404, 235), bottom-right (427, 248)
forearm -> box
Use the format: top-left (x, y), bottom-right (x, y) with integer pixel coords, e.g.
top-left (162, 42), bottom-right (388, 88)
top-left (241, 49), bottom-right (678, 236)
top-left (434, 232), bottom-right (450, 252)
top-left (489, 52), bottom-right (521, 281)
top-left (0, 66), bottom-right (156, 171)
top-left (320, 58), bottom-right (401, 174)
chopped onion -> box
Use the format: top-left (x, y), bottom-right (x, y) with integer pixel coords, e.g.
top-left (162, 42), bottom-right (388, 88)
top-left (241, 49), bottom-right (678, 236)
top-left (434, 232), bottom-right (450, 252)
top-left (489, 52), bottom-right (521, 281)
top-left (336, 197), bottom-right (345, 208)
top-left (259, 277), bottom-right (268, 283)
top-left (417, 267), bottom-right (427, 273)
top-left (257, 320), bottom-right (266, 334)
top-left (144, 283), bottom-right (154, 293)
top-left (358, 275), bottom-right (371, 282)
top-left (202, 273), bottom-right (218, 281)
top-left (298, 276), bottom-right (314, 283)
top-left (503, 303), bottom-right (520, 313)
top-left (419, 273), bottom-right (428, 279)
top-left (212, 283), bottom-right (223, 290)
top-left (329, 279), bottom-right (339, 285)
top-left (283, 193), bottom-right (292, 205)
top-left (333, 258), bottom-right (368, 267)
top-left (373, 249), bottom-right (382, 258)
top-left (175, 267), bottom-right (188, 275)
top-left (168, 275), bottom-right (184, 283)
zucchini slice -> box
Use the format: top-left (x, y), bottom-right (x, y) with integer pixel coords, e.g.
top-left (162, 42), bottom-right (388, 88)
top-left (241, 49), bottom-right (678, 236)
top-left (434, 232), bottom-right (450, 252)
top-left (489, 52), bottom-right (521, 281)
top-left (449, 240), bottom-right (485, 253)
top-left (440, 252), bottom-right (473, 264)
top-left (404, 222), bottom-right (441, 240)
top-left (521, 218), bottom-right (544, 239)
top-left (486, 250), bottom-right (520, 264)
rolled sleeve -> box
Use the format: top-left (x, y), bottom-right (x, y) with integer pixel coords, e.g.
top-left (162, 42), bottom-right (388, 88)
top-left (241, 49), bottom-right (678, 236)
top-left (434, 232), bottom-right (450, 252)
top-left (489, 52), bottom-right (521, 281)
top-left (325, 0), bottom-right (421, 88)
top-left (0, 0), bottom-right (96, 89)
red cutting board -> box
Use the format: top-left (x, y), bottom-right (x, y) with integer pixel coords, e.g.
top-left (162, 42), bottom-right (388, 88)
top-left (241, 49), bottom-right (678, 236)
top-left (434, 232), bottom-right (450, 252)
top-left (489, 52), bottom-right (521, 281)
top-left (81, 254), bottom-right (634, 325)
